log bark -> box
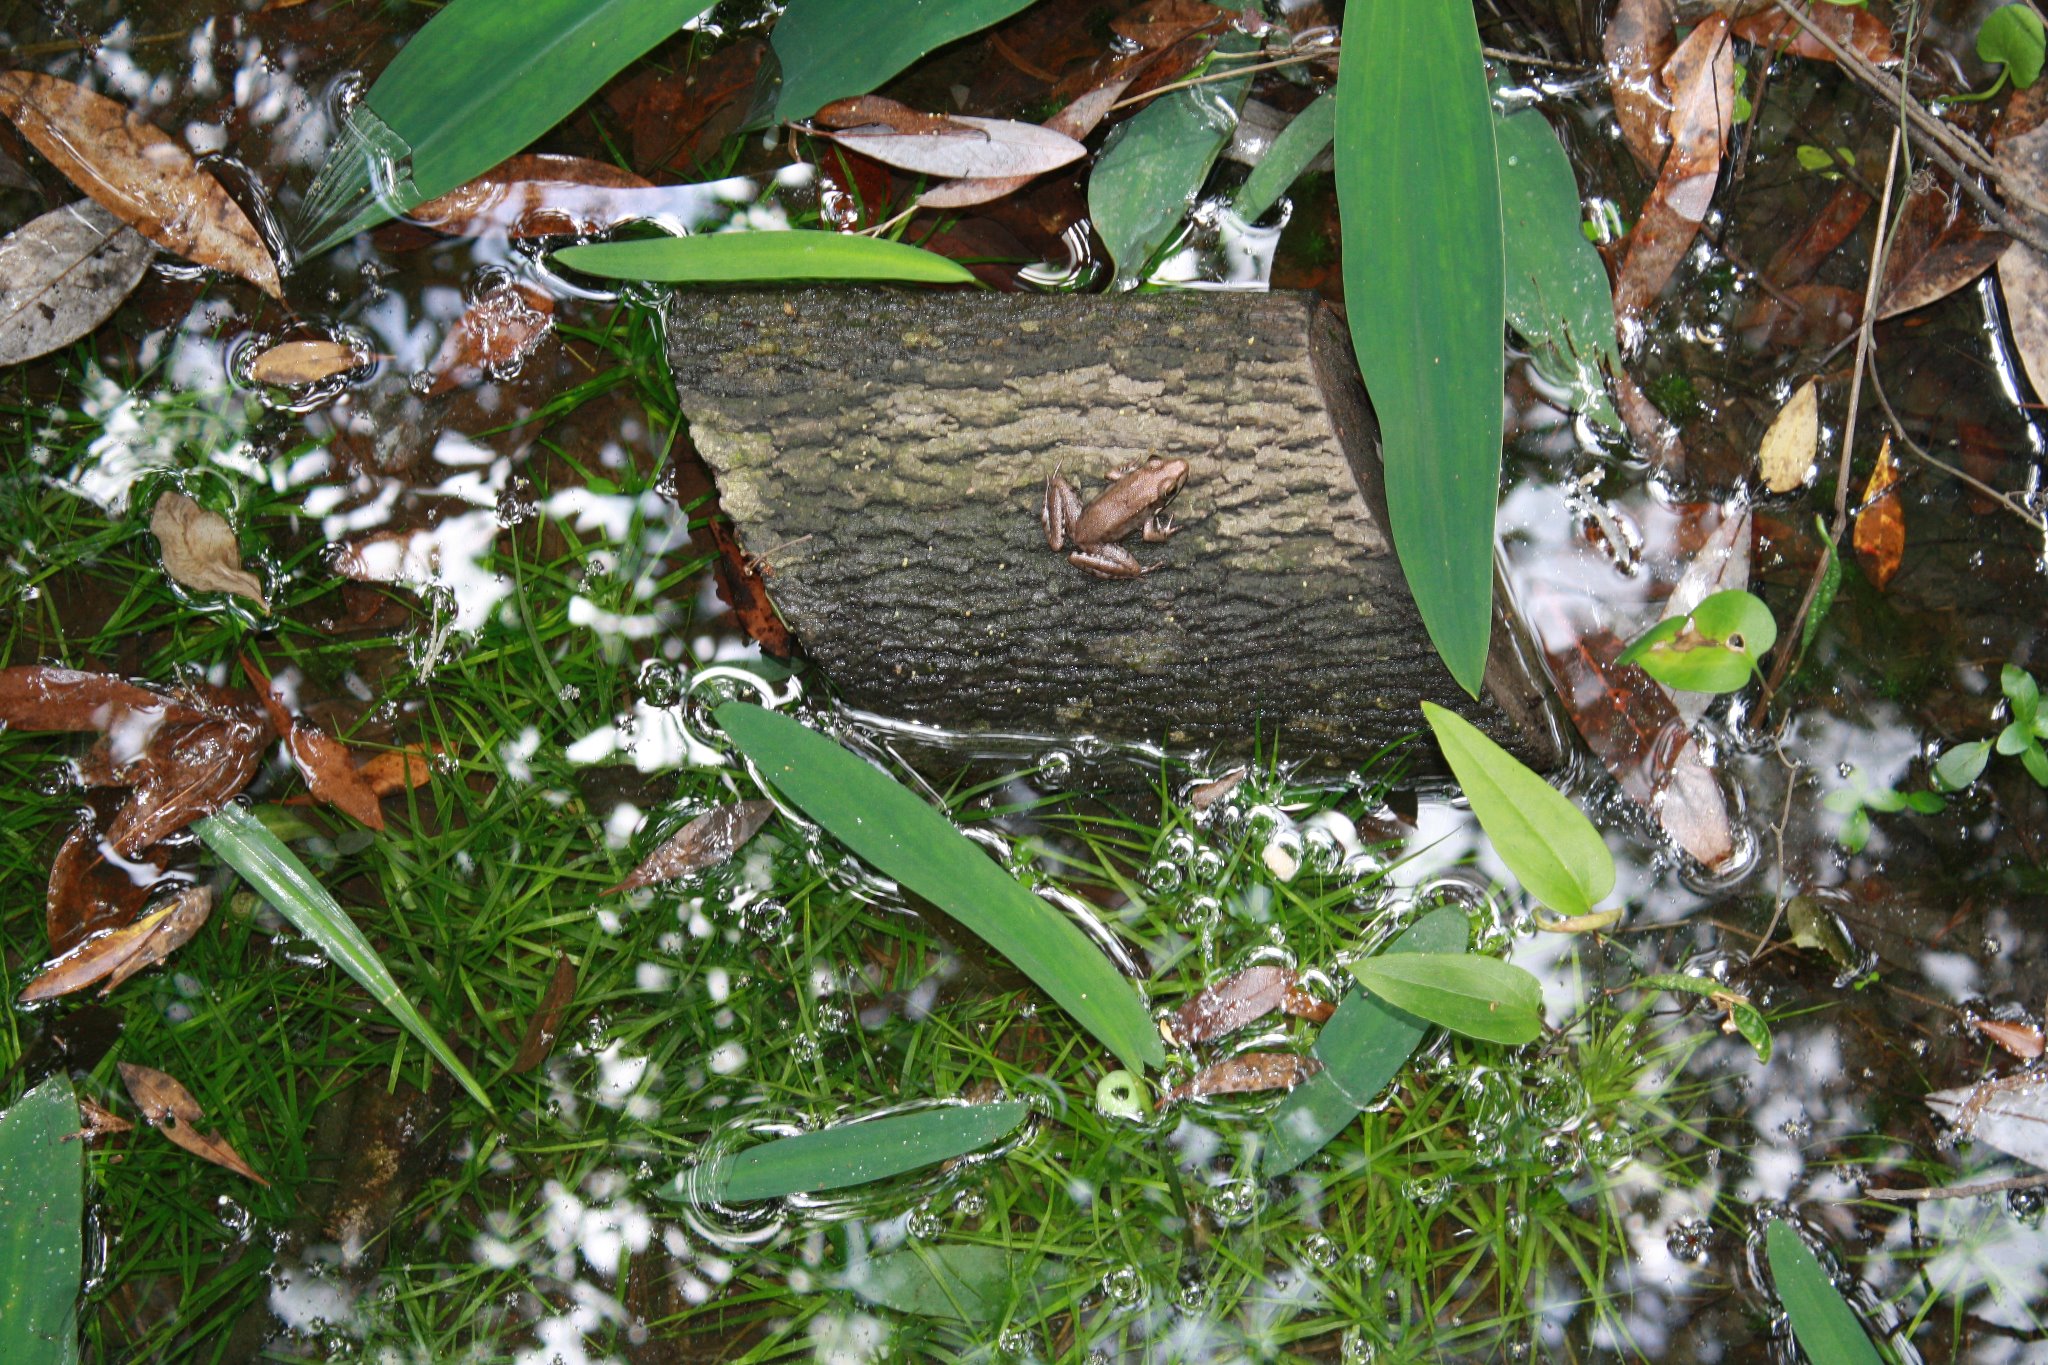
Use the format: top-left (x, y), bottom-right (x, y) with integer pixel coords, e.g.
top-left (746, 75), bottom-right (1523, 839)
top-left (669, 288), bottom-right (1561, 773)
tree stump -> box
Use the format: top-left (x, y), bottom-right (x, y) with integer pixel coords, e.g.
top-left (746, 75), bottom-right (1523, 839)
top-left (668, 288), bottom-right (1561, 774)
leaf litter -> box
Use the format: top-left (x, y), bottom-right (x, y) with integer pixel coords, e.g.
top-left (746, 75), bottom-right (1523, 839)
top-left (19, 884), bottom-right (211, 1003)
top-left (603, 800), bottom-right (777, 895)
top-left (240, 656), bottom-right (386, 831)
top-left (150, 490), bottom-right (269, 610)
top-left (0, 200), bottom-right (153, 367)
top-left (117, 1061), bottom-right (269, 1186)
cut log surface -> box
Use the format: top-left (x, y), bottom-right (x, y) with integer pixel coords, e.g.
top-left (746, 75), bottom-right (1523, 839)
top-left (669, 288), bottom-right (1559, 772)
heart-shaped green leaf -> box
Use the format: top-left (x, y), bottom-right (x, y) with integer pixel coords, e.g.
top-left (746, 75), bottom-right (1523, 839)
top-left (1981, 5), bottom-right (2047, 88)
top-left (1617, 590), bottom-right (1777, 694)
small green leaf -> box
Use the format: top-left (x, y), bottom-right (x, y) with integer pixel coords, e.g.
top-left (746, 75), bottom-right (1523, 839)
top-left (1980, 5), bottom-right (2047, 88)
top-left (1346, 952), bottom-right (1543, 1045)
top-left (715, 704), bottom-right (1163, 1072)
top-left (1932, 739), bottom-right (1991, 790)
top-left (770, 0), bottom-right (1040, 123)
top-left (1820, 786), bottom-right (1865, 815)
top-left (554, 232), bottom-right (977, 285)
top-left (845, 1245), bottom-right (1041, 1321)
top-left (2003, 663), bottom-right (2041, 726)
top-left (1998, 720), bottom-right (2032, 756)
top-left (1423, 701), bottom-right (1614, 916)
top-left (1619, 590), bottom-right (1777, 695)
top-left (1861, 786), bottom-right (1910, 814)
top-left (1840, 806), bottom-right (1871, 853)
top-left (1232, 91), bottom-right (1336, 224)
top-left (705, 1103), bottom-right (1028, 1202)
top-left (1801, 516), bottom-right (1843, 659)
top-left (0, 1077), bottom-right (82, 1365)
top-left (1902, 790), bottom-right (1946, 815)
top-left (1724, 999), bottom-right (1773, 1063)
top-left (195, 806), bottom-right (494, 1111)
top-left (2023, 742), bottom-right (2048, 787)
top-left (1765, 1220), bottom-right (1885, 1365)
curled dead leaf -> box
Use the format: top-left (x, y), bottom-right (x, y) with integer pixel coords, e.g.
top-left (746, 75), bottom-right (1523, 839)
top-left (423, 282), bottom-right (553, 396)
top-left (1161, 1051), bottom-right (1319, 1105)
top-left (1758, 380), bottom-right (1819, 493)
top-left (19, 884), bottom-right (211, 1003)
top-left (0, 71), bottom-right (282, 298)
top-left (240, 656), bottom-right (385, 831)
top-left (46, 821), bottom-right (153, 955)
top-left (104, 711), bottom-right (269, 856)
top-left (117, 1061), bottom-right (269, 1185)
top-left (150, 490), bottom-right (268, 610)
top-left (1973, 1017), bottom-right (2047, 1061)
top-left (1187, 767), bottom-right (1247, 812)
top-left (1166, 964), bottom-right (1294, 1045)
top-left (66, 1095), bottom-right (135, 1142)
top-left (604, 800), bottom-right (776, 895)
top-left (1851, 435), bottom-right (1905, 590)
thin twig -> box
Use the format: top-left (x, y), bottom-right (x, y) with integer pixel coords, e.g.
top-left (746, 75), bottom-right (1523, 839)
top-left (1867, 362), bottom-right (2048, 534)
top-left (1866, 1171), bottom-right (2048, 1202)
top-left (1103, 52), bottom-right (1327, 112)
top-left (1480, 46), bottom-right (1596, 73)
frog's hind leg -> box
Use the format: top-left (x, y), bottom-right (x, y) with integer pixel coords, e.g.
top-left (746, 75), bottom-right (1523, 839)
top-left (1042, 471), bottom-right (1082, 550)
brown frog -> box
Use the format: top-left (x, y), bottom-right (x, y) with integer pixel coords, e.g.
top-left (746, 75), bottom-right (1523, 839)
top-left (1041, 457), bottom-right (1189, 578)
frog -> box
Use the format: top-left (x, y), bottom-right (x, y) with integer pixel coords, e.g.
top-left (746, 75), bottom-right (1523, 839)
top-left (1041, 457), bottom-right (1189, 578)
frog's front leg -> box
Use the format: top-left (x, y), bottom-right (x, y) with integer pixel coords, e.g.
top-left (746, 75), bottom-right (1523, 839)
top-left (1141, 509), bottom-right (1181, 543)
top-left (1042, 471), bottom-right (1083, 551)
top-left (1069, 544), bottom-right (1158, 578)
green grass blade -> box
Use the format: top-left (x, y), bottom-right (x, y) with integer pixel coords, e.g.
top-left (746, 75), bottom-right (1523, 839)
top-left (715, 703), bottom-right (1164, 1072)
top-left (1232, 91), bottom-right (1336, 224)
top-left (1765, 1220), bottom-right (1884, 1364)
top-left (709, 1103), bottom-right (1028, 1202)
top-left (297, 0), bottom-right (715, 255)
top-left (194, 806), bottom-right (494, 1111)
top-left (1347, 952), bottom-right (1543, 1045)
top-left (1337, 0), bottom-right (1505, 693)
top-left (1423, 702), bottom-right (1614, 916)
top-left (1262, 905), bottom-right (1467, 1176)
top-left (770, 0), bottom-right (1040, 123)
top-left (554, 231), bottom-right (977, 285)
top-left (846, 1244), bottom-right (1040, 1321)
top-left (0, 1077), bottom-right (82, 1365)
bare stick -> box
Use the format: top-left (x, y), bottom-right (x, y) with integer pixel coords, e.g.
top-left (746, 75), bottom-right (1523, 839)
top-left (1867, 363), bottom-right (2048, 534)
top-left (1866, 1171), bottom-right (2048, 1202)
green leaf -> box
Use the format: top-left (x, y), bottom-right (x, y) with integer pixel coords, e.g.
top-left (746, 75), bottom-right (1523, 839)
top-left (1799, 516), bottom-right (1842, 660)
top-left (0, 1077), bottom-right (82, 1365)
top-left (1339, 0), bottom-right (1504, 693)
top-left (1840, 806), bottom-right (1871, 853)
top-left (194, 806), bottom-right (494, 1111)
top-left (1347, 952), bottom-right (1543, 1045)
top-left (1422, 701), bottom-right (1614, 916)
top-left (1231, 91), bottom-right (1336, 224)
top-left (770, 0), bottom-right (1040, 123)
top-left (1902, 790), bottom-right (1946, 815)
top-left (846, 1244), bottom-right (1044, 1321)
top-left (1618, 590), bottom-right (1777, 695)
top-left (715, 704), bottom-right (1163, 1071)
top-left (1089, 33), bottom-right (1257, 286)
top-left (1932, 739), bottom-right (1991, 790)
top-left (1261, 905), bottom-right (1469, 1177)
top-left (2023, 742), bottom-right (2048, 787)
top-left (1765, 1221), bottom-right (1885, 1365)
top-left (297, 0), bottom-right (714, 255)
top-left (705, 1103), bottom-right (1028, 1202)
top-left (554, 231), bottom-right (977, 285)
top-left (1980, 5), bottom-right (2047, 88)
top-left (2003, 663), bottom-right (2040, 726)
top-left (1861, 786), bottom-right (1909, 814)
top-left (1494, 108), bottom-right (1621, 431)
top-left (1998, 720), bottom-right (2032, 756)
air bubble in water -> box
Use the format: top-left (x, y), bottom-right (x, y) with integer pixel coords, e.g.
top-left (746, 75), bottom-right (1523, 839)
top-left (1101, 1263), bottom-right (1147, 1307)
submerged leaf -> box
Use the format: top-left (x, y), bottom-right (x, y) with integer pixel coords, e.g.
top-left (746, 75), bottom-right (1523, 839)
top-left (0, 665), bottom-right (190, 733)
top-left (819, 112), bottom-right (1084, 181)
top-left (239, 657), bottom-right (385, 830)
top-left (45, 822), bottom-right (152, 955)
top-left (1161, 1052), bottom-right (1319, 1105)
top-left (105, 709), bottom-right (270, 857)
top-left (1765, 1221), bottom-right (1884, 1365)
top-left (1927, 1075), bottom-right (2048, 1169)
top-left (1602, 0), bottom-right (1676, 174)
top-left (604, 800), bottom-right (775, 894)
top-left (19, 884), bottom-right (210, 1003)
top-left (704, 1102), bottom-right (1028, 1203)
top-left (406, 153), bottom-right (660, 238)
top-left (150, 491), bottom-right (268, 610)
top-left (423, 282), bottom-right (553, 397)
top-left (1973, 1017), bottom-right (2046, 1060)
top-left (0, 72), bottom-right (281, 298)
top-left (1346, 952), bottom-right (1544, 1045)
top-left (247, 339), bottom-right (361, 386)
top-left (0, 201), bottom-right (153, 367)
top-left (555, 231), bottom-right (976, 285)
top-left (117, 1062), bottom-right (269, 1186)
top-left (1759, 380), bottom-right (1820, 493)
top-left (845, 1244), bottom-right (1038, 1322)
top-left (0, 1076), bottom-right (84, 1365)
top-left (1851, 437), bottom-right (1905, 589)
top-left (1615, 17), bottom-right (1732, 323)
top-left (1166, 964), bottom-right (1294, 1045)
top-left (511, 954), bottom-right (579, 1074)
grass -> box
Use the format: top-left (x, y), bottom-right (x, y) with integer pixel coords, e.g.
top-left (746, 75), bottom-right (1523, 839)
top-left (0, 313), bottom-right (1741, 1364)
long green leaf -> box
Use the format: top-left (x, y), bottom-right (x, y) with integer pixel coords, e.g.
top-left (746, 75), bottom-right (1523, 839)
top-left (716, 704), bottom-right (1163, 1071)
top-left (846, 1244), bottom-right (1044, 1321)
top-left (1261, 905), bottom-right (1467, 1177)
top-left (1337, 0), bottom-right (1504, 693)
top-left (0, 1077), bottom-right (82, 1365)
top-left (770, 0), bottom-right (1040, 123)
top-left (555, 231), bottom-right (977, 285)
top-left (1231, 91), bottom-right (1336, 224)
top-left (1495, 108), bottom-right (1620, 431)
top-left (1765, 1220), bottom-right (1884, 1365)
top-left (707, 1103), bottom-right (1028, 1202)
top-left (1423, 701), bottom-right (1614, 916)
top-left (1089, 32), bottom-right (1257, 285)
top-left (1347, 952), bottom-right (1543, 1045)
top-left (195, 806), bottom-right (494, 1111)
top-left (297, 0), bottom-right (714, 255)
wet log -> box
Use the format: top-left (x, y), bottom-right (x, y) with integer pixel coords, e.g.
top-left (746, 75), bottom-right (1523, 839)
top-left (667, 287), bottom-right (1562, 774)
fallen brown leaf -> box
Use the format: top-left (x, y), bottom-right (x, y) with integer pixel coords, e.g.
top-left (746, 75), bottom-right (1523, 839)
top-left (1876, 176), bottom-right (2006, 319)
top-left (603, 800), bottom-right (776, 895)
top-left (0, 200), bottom-right (154, 367)
top-left (707, 517), bottom-right (794, 658)
top-left (423, 282), bottom-right (553, 396)
top-left (1603, 0), bottom-right (1677, 174)
top-left (355, 744), bottom-right (438, 798)
top-left (117, 1061), bottom-right (269, 1185)
top-left (1730, 6), bottom-right (1895, 64)
top-left (0, 71), bottom-right (281, 298)
top-left (511, 954), bottom-right (579, 1073)
top-left (814, 96), bottom-right (980, 136)
top-left (66, 1095), bottom-right (135, 1142)
top-left (1166, 964), bottom-right (1294, 1045)
top-left (247, 339), bottom-right (362, 386)
top-left (0, 664), bottom-right (192, 732)
top-left (1762, 181), bottom-right (1870, 288)
top-left (1973, 1017), bottom-right (2046, 1061)
top-left (1161, 1051), bottom-right (1319, 1105)
top-left (150, 490), bottom-right (268, 610)
top-left (1615, 17), bottom-right (1732, 326)
top-left (918, 77), bottom-right (1133, 211)
top-left (46, 821), bottom-right (153, 955)
top-left (19, 884), bottom-right (211, 1002)
top-left (1852, 435), bottom-right (1905, 590)
top-left (1758, 379), bottom-right (1819, 493)
top-left (239, 656), bottom-right (385, 831)
top-left (1279, 984), bottom-right (1335, 1023)
top-left (407, 153), bottom-right (670, 238)
top-left (1186, 766), bottom-right (1247, 812)
top-left (105, 712), bottom-right (269, 856)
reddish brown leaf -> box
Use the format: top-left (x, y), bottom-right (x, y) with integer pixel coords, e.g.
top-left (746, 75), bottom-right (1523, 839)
top-left (356, 745), bottom-right (438, 798)
top-left (603, 39), bottom-right (768, 177)
top-left (1735, 282), bottom-right (1860, 350)
top-left (66, 1095), bottom-right (134, 1142)
top-left (1852, 435), bottom-right (1905, 590)
top-left (1110, 0), bottom-right (1234, 49)
top-left (0, 665), bottom-right (191, 732)
top-left (1280, 985), bottom-right (1335, 1023)
top-left (46, 821), bottom-right (153, 955)
top-left (1763, 181), bottom-right (1869, 288)
top-left (1162, 1052), bottom-right (1319, 1105)
top-left (1603, 0), bottom-right (1677, 174)
top-left (1167, 964), bottom-right (1294, 1045)
top-left (707, 517), bottom-right (794, 658)
top-left (19, 884), bottom-right (211, 1003)
top-left (1616, 17), bottom-right (1732, 325)
top-left (1877, 176), bottom-right (2006, 319)
top-left (604, 800), bottom-right (776, 895)
top-left (1730, 6), bottom-right (1896, 64)
top-left (423, 282), bottom-right (553, 397)
top-left (814, 97), bottom-right (979, 136)
top-left (1974, 1017), bottom-right (2046, 1060)
top-left (105, 714), bottom-right (269, 856)
top-left (0, 72), bottom-right (282, 298)
top-left (117, 1061), bottom-right (269, 1185)
top-left (511, 954), bottom-right (579, 1074)
top-left (239, 657), bottom-right (385, 831)
top-left (1186, 766), bottom-right (1246, 812)
top-left (406, 153), bottom-right (685, 239)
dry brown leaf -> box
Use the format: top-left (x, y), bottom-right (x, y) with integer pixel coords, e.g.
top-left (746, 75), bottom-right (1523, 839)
top-left (1166, 965), bottom-right (1294, 1045)
top-left (1762, 181), bottom-right (1869, 288)
top-left (423, 282), bottom-right (553, 396)
top-left (0, 71), bottom-right (282, 299)
top-left (46, 821), bottom-right (153, 955)
top-left (150, 490), bottom-right (268, 610)
top-left (0, 664), bottom-right (194, 732)
top-left (1279, 984), bottom-right (1335, 1023)
top-left (105, 712), bottom-right (269, 856)
top-left (1161, 1051), bottom-right (1319, 1105)
top-left (604, 800), bottom-right (776, 895)
top-left (1615, 17), bottom-right (1732, 325)
top-left (19, 884), bottom-right (211, 1002)
top-left (0, 200), bottom-right (154, 366)
top-left (407, 153), bottom-right (679, 239)
top-left (1852, 435), bottom-right (1905, 590)
top-left (239, 656), bottom-right (385, 831)
top-left (706, 518), bottom-right (795, 659)
top-left (917, 78), bottom-right (1132, 211)
top-left (1603, 0), bottom-right (1677, 174)
top-left (1758, 379), bottom-right (1819, 493)
top-left (1729, 6), bottom-right (1896, 64)
top-left (512, 954), bottom-right (579, 1073)
top-left (355, 744), bottom-right (438, 798)
top-left (117, 1061), bottom-right (269, 1185)
top-left (1186, 767), bottom-right (1247, 812)
top-left (66, 1095), bottom-right (135, 1142)
top-left (814, 96), bottom-right (980, 136)
top-left (1876, 179), bottom-right (2006, 319)
top-left (247, 339), bottom-right (361, 386)
top-left (1973, 1017), bottom-right (2046, 1060)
